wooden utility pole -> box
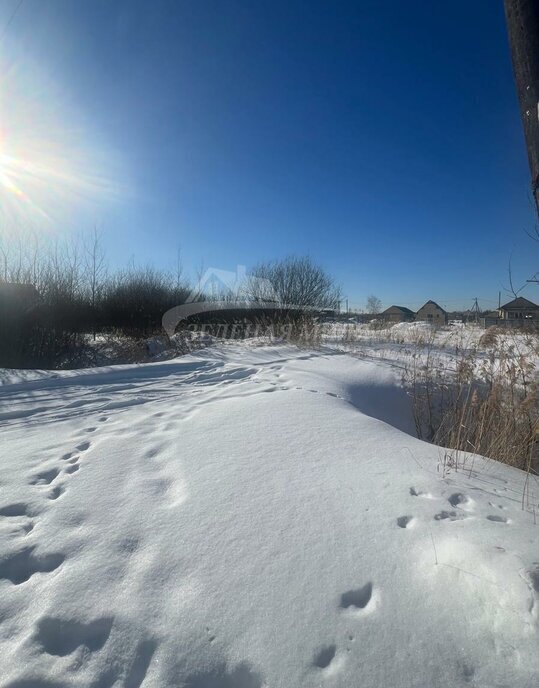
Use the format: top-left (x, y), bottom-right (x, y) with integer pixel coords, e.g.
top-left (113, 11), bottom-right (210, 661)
top-left (505, 0), bottom-right (539, 215)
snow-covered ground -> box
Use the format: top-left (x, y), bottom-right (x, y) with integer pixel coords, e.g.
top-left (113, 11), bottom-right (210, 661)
top-left (325, 321), bottom-right (539, 383)
top-left (0, 343), bottom-right (538, 687)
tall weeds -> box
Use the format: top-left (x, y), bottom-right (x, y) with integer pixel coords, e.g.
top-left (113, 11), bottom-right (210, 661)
top-left (404, 328), bottom-right (539, 473)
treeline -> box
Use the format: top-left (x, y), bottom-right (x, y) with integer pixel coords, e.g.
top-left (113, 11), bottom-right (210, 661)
top-left (0, 232), bottom-right (340, 368)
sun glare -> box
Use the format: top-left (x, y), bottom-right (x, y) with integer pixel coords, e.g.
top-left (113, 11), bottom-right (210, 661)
top-left (0, 51), bottom-right (124, 234)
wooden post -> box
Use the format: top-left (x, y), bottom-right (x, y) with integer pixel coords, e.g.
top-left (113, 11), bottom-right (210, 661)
top-left (505, 0), bottom-right (539, 215)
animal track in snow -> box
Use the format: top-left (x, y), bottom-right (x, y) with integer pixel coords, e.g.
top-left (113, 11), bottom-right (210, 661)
top-left (448, 493), bottom-right (472, 509)
top-left (488, 502), bottom-right (507, 510)
top-left (409, 487), bottom-right (433, 499)
top-left (76, 441), bottom-right (91, 453)
top-left (35, 616), bottom-right (113, 656)
top-left (486, 515), bottom-right (510, 523)
top-left (183, 662), bottom-right (263, 688)
top-left (3, 678), bottom-right (66, 687)
top-left (0, 503), bottom-right (30, 517)
top-left (340, 582), bottom-right (373, 610)
top-left (48, 485), bottom-right (65, 501)
top-left (124, 638), bottom-right (158, 688)
top-left (0, 503), bottom-right (35, 539)
top-left (313, 645), bottom-right (337, 669)
top-left (64, 464), bottom-right (80, 475)
top-left (29, 468), bottom-right (60, 485)
top-left (434, 510), bottom-right (467, 522)
top-left (115, 536), bottom-right (140, 554)
top-left (397, 516), bottom-right (414, 528)
top-left (0, 546), bottom-right (64, 584)
top-left (205, 626), bottom-right (216, 643)
top-left (529, 565), bottom-right (539, 593)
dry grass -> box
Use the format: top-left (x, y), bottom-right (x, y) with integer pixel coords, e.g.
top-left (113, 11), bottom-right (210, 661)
top-left (404, 331), bottom-right (539, 477)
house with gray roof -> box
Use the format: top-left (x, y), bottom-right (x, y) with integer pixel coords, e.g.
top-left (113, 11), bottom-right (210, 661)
top-left (381, 305), bottom-right (416, 323)
top-left (499, 297), bottom-right (539, 322)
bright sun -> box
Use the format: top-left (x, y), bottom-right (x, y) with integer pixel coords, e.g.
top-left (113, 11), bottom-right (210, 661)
top-left (0, 52), bottom-right (123, 232)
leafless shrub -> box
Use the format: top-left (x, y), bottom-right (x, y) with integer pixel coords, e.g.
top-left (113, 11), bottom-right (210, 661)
top-left (0, 231), bottom-right (192, 367)
top-left (248, 256), bottom-right (341, 310)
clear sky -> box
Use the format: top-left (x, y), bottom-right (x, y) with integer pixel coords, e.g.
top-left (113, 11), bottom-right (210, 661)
top-left (1, 0), bottom-right (538, 312)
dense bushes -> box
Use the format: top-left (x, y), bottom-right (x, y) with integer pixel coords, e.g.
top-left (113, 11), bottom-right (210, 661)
top-left (0, 234), bottom-right (340, 368)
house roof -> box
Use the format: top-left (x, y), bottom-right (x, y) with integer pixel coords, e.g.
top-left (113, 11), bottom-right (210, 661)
top-left (500, 297), bottom-right (539, 311)
top-left (417, 300), bottom-right (447, 313)
top-left (382, 305), bottom-right (415, 315)
top-left (0, 282), bottom-right (39, 300)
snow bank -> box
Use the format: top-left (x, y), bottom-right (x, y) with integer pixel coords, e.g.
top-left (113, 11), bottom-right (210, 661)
top-left (0, 345), bottom-right (537, 687)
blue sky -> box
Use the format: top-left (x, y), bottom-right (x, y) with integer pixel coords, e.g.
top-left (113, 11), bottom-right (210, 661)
top-left (1, 0), bottom-right (537, 311)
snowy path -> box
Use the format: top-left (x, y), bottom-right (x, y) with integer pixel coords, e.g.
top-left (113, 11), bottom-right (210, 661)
top-left (0, 345), bottom-right (538, 687)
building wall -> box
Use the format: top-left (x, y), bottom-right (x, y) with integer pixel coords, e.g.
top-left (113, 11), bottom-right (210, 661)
top-left (499, 308), bottom-right (539, 321)
top-left (382, 309), bottom-right (415, 323)
top-left (416, 304), bottom-right (447, 325)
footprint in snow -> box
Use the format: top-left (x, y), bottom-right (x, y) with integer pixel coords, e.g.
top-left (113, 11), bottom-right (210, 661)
top-left (313, 644), bottom-right (337, 669)
top-left (183, 662), bottom-right (263, 688)
top-left (486, 515), bottom-right (510, 524)
top-left (448, 493), bottom-right (473, 509)
top-left (434, 510), bottom-right (468, 522)
top-left (29, 467), bottom-right (60, 486)
top-left (48, 485), bottom-right (65, 501)
top-left (397, 515), bottom-right (415, 528)
top-left (0, 503), bottom-right (31, 518)
top-left (0, 546), bottom-right (64, 584)
top-left (340, 582), bottom-right (375, 611)
top-left (0, 503), bottom-right (36, 538)
top-left (76, 441), bottom-right (91, 453)
top-left (409, 487), bottom-right (433, 499)
top-left (528, 565), bottom-right (539, 593)
top-left (35, 615), bottom-right (113, 656)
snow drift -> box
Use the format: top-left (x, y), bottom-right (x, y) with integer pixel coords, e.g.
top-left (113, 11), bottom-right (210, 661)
top-left (0, 345), bottom-right (537, 687)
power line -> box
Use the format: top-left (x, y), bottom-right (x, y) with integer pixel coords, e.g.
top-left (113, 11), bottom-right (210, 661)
top-left (0, 0), bottom-right (24, 44)
top-left (470, 297), bottom-right (481, 324)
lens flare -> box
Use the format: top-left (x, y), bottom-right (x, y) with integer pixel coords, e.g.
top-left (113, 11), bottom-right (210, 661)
top-left (0, 49), bottom-right (125, 236)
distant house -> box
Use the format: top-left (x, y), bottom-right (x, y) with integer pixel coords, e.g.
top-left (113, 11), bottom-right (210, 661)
top-left (416, 300), bottom-right (447, 326)
top-left (499, 297), bottom-right (539, 322)
top-left (479, 311), bottom-right (500, 328)
top-left (381, 305), bottom-right (416, 323)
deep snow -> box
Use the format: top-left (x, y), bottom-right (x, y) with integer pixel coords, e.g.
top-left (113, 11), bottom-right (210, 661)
top-left (0, 344), bottom-right (538, 688)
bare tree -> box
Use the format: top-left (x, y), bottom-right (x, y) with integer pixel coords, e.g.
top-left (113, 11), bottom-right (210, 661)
top-left (84, 228), bottom-right (106, 339)
top-left (249, 257), bottom-right (341, 310)
top-left (175, 246), bottom-right (184, 291)
top-left (366, 295), bottom-right (382, 315)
